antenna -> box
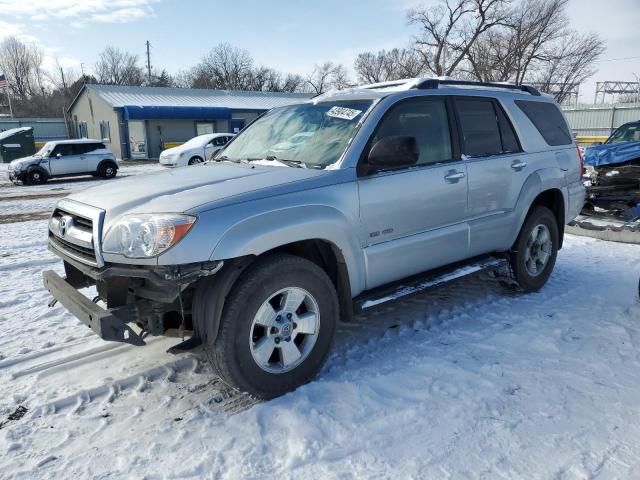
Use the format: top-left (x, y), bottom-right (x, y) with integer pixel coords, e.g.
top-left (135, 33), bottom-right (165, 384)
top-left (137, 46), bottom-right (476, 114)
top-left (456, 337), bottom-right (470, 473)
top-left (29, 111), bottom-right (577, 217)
top-left (146, 40), bottom-right (152, 83)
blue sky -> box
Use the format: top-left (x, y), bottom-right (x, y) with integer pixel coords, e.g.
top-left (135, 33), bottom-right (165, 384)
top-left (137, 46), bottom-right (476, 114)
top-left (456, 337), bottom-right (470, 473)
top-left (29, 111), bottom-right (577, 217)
top-left (0, 0), bottom-right (639, 101)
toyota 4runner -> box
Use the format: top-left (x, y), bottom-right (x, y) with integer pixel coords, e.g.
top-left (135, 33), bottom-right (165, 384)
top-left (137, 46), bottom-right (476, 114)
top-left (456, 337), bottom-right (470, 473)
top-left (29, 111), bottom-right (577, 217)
top-left (43, 78), bottom-right (585, 398)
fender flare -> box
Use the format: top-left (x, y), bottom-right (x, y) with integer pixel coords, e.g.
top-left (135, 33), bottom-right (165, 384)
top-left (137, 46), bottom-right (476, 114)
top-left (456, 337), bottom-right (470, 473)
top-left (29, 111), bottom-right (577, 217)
top-left (210, 205), bottom-right (365, 296)
top-left (508, 168), bottom-right (567, 247)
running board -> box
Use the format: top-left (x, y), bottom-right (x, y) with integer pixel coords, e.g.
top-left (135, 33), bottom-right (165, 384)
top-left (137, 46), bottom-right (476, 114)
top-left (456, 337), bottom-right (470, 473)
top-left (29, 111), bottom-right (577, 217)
top-left (354, 256), bottom-right (504, 312)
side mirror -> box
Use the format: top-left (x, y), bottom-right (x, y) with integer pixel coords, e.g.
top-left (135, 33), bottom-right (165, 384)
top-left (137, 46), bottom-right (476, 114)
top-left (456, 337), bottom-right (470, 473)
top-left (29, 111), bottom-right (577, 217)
top-left (55, 153), bottom-right (62, 159)
top-left (366, 135), bottom-right (419, 172)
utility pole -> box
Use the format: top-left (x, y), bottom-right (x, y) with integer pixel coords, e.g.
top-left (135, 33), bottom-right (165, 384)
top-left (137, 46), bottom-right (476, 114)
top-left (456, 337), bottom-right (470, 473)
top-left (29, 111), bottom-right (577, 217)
top-left (146, 40), bottom-right (152, 84)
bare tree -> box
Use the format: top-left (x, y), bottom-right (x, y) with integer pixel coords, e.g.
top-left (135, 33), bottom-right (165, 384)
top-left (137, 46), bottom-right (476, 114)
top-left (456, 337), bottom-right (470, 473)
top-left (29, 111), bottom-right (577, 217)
top-left (355, 48), bottom-right (424, 83)
top-left (533, 32), bottom-right (605, 103)
top-left (305, 62), bottom-right (353, 94)
top-left (190, 43), bottom-right (254, 90)
top-left (0, 36), bottom-right (45, 100)
top-left (407, 0), bottom-right (509, 77)
top-left (465, 0), bottom-right (568, 82)
top-left (95, 46), bottom-right (144, 86)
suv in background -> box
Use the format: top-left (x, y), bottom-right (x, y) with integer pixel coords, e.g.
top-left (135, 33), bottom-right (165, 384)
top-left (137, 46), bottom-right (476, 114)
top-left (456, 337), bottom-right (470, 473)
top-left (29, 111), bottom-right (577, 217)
top-left (9, 139), bottom-right (117, 185)
top-left (43, 78), bottom-right (585, 399)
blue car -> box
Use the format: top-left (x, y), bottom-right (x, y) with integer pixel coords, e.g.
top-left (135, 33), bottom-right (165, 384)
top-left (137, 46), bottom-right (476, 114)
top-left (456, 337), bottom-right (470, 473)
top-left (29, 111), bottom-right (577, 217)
top-left (585, 121), bottom-right (640, 168)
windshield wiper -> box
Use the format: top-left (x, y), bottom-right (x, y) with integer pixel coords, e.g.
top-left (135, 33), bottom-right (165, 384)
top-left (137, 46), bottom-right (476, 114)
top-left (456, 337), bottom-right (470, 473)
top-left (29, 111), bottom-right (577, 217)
top-left (263, 156), bottom-right (305, 168)
top-left (215, 155), bottom-right (241, 163)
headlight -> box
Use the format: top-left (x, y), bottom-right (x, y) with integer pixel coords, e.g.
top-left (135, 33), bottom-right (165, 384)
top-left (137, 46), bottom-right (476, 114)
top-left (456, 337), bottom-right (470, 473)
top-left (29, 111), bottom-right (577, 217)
top-left (12, 163), bottom-right (22, 172)
top-left (103, 214), bottom-right (196, 258)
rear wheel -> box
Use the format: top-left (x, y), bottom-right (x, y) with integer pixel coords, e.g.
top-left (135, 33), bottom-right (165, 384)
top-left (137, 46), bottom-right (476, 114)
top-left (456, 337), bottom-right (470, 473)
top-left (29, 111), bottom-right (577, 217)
top-left (188, 156), bottom-right (204, 165)
top-left (26, 170), bottom-right (46, 185)
top-left (205, 254), bottom-right (339, 399)
top-left (98, 162), bottom-right (117, 178)
top-left (510, 206), bottom-right (559, 292)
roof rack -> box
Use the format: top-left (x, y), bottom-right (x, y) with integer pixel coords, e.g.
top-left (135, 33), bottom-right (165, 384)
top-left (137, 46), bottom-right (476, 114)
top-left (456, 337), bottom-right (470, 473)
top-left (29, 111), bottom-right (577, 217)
top-left (413, 78), bottom-right (541, 96)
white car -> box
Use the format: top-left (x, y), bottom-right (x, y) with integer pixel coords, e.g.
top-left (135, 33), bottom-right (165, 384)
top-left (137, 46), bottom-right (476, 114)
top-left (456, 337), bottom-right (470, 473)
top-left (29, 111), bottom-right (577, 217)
top-left (159, 133), bottom-right (235, 167)
top-left (8, 139), bottom-right (117, 185)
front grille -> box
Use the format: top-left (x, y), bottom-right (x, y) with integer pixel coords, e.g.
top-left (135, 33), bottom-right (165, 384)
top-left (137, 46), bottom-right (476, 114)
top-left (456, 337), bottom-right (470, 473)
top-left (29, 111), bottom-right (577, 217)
top-left (49, 206), bottom-right (98, 265)
top-left (50, 235), bottom-right (96, 264)
top-left (53, 208), bottom-right (93, 232)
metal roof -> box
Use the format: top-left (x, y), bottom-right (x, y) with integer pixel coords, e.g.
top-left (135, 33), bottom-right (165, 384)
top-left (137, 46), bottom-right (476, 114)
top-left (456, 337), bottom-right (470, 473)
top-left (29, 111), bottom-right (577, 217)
top-left (80, 84), bottom-right (311, 111)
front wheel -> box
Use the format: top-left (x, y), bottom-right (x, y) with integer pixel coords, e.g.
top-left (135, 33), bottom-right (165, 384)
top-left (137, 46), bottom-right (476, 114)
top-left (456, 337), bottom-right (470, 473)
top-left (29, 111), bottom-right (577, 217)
top-left (188, 156), bottom-right (204, 165)
top-left (510, 206), bottom-right (559, 292)
top-left (26, 170), bottom-right (46, 185)
top-left (205, 254), bottom-right (339, 399)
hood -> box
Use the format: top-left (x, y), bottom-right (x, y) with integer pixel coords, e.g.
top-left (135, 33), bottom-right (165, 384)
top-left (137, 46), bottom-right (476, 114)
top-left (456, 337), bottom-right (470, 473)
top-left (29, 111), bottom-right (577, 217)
top-left (67, 162), bottom-right (326, 222)
top-left (9, 156), bottom-right (39, 168)
top-left (584, 140), bottom-right (640, 168)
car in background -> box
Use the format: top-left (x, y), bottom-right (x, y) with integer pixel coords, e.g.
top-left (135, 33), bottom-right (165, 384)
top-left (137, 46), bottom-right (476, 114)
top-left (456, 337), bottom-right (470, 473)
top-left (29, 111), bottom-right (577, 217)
top-left (8, 139), bottom-right (117, 185)
top-left (159, 133), bottom-right (235, 167)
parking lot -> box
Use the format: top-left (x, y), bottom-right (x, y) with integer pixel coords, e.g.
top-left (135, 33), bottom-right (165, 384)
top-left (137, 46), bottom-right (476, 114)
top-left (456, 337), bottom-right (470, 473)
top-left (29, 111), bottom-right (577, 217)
top-left (1, 162), bottom-right (640, 478)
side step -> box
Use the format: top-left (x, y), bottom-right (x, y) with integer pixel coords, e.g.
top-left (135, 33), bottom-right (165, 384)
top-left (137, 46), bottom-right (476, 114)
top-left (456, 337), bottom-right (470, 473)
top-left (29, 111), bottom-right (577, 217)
top-left (353, 256), bottom-right (504, 312)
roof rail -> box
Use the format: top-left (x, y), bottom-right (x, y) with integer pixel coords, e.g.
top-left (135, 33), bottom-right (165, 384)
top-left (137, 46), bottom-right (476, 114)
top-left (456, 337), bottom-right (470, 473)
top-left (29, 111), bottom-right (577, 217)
top-left (413, 78), bottom-right (541, 96)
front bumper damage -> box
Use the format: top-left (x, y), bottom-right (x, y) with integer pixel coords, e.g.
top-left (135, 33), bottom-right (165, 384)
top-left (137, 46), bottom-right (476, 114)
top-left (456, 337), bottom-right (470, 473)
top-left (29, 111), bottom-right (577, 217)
top-left (43, 251), bottom-right (223, 346)
top-left (43, 269), bottom-right (146, 346)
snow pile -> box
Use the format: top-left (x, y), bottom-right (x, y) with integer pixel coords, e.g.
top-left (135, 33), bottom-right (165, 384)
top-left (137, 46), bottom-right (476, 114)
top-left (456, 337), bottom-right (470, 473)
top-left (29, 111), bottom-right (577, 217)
top-left (0, 217), bottom-right (639, 478)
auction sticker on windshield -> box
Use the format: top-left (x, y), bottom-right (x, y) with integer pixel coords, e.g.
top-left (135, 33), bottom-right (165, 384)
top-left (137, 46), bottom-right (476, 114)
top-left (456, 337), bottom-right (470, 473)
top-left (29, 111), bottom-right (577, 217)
top-left (326, 106), bottom-right (362, 120)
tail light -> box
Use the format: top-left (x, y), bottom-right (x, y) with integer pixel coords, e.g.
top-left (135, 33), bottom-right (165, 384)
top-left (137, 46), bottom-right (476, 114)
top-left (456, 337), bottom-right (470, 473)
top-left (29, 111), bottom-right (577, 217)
top-left (576, 144), bottom-right (584, 179)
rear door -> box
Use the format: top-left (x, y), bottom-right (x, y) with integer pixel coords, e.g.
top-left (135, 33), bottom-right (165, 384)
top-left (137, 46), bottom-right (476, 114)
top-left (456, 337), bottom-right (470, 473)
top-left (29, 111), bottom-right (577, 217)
top-left (358, 96), bottom-right (470, 289)
top-left (48, 144), bottom-right (82, 175)
top-left (83, 143), bottom-right (105, 171)
top-left (454, 97), bottom-right (528, 255)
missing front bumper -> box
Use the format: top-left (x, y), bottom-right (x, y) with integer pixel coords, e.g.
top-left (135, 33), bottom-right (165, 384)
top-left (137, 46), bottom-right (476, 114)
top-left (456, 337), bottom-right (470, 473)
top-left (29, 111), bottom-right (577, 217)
top-left (43, 269), bottom-right (145, 346)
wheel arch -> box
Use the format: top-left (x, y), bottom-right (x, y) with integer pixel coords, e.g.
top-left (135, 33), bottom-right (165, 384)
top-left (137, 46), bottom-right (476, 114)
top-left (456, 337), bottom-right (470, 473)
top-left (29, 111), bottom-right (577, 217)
top-left (26, 164), bottom-right (49, 181)
top-left (97, 158), bottom-right (118, 173)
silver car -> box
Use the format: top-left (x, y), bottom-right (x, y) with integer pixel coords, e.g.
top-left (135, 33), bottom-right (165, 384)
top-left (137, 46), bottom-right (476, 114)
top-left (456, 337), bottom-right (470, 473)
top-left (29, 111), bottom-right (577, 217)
top-left (43, 78), bottom-right (585, 398)
top-left (9, 139), bottom-right (117, 185)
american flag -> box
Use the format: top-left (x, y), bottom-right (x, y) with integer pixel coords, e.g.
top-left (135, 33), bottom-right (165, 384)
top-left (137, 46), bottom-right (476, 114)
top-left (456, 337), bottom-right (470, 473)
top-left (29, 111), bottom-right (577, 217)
top-left (0, 74), bottom-right (7, 89)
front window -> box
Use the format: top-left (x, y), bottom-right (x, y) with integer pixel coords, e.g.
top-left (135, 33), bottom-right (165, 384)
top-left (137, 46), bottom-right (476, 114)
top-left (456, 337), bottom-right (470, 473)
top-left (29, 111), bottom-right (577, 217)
top-left (606, 123), bottom-right (640, 144)
top-left (221, 100), bottom-right (373, 168)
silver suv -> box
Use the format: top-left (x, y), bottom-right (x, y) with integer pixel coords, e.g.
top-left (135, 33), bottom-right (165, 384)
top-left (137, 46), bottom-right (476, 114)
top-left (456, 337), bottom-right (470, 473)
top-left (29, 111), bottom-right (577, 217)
top-left (43, 78), bottom-right (585, 398)
top-left (9, 139), bottom-right (117, 185)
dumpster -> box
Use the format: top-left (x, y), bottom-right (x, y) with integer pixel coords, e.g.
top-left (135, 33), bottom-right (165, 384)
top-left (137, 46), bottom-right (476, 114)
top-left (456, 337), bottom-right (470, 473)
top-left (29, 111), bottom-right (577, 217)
top-left (0, 127), bottom-right (36, 163)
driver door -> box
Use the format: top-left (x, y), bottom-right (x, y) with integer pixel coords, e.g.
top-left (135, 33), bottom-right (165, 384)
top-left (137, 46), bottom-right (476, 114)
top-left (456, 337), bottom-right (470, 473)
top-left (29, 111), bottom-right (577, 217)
top-left (358, 96), bottom-right (470, 289)
top-left (48, 144), bottom-right (82, 175)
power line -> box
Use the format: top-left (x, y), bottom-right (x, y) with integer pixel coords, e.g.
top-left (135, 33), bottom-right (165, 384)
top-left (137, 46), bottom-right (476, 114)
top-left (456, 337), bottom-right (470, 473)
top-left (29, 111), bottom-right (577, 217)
top-left (599, 55), bottom-right (640, 63)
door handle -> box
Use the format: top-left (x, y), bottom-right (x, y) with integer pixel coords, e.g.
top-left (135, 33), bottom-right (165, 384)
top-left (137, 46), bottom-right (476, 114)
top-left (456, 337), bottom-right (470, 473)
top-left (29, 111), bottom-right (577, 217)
top-left (444, 170), bottom-right (465, 183)
top-left (511, 160), bottom-right (527, 171)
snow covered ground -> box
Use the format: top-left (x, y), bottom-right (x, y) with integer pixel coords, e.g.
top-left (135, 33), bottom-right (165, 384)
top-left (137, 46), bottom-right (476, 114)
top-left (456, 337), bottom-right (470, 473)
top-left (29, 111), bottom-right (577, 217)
top-left (1, 170), bottom-right (640, 478)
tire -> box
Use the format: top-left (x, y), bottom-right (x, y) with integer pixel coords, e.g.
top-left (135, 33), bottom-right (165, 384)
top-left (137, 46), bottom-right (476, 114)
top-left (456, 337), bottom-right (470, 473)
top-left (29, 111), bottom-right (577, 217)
top-left (98, 162), bottom-right (117, 179)
top-left (188, 156), bottom-right (204, 165)
top-left (206, 253), bottom-right (339, 399)
top-left (510, 206), bottom-right (559, 292)
top-left (26, 170), bottom-right (46, 185)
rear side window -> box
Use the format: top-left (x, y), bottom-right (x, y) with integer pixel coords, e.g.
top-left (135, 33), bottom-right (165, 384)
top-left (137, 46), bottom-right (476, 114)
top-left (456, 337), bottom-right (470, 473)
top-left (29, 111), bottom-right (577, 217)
top-left (456, 98), bottom-right (521, 157)
top-left (73, 143), bottom-right (102, 154)
top-left (456, 99), bottom-right (502, 157)
top-left (515, 100), bottom-right (572, 146)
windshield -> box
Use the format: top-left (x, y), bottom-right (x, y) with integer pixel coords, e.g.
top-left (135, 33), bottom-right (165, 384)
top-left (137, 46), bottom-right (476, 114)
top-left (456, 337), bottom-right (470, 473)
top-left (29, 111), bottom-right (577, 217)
top-left (220, 100), bottom-right (373, 168)
top-left (606, 123), bottom-right (640, 144)
top-left (182, 135), bottom-right (212, 148)
top-left (35, 142), bottom-right (55, 157)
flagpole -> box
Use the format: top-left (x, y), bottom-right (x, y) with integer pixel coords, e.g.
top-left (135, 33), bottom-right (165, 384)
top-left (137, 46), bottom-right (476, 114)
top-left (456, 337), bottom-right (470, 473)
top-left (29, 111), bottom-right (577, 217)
top-left (5, 86), bottom-right (13, 118)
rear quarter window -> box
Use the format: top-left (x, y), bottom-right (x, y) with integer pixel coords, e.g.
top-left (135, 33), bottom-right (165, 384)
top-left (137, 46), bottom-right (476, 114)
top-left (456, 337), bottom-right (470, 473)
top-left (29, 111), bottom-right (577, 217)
top-left (514, 100), bottom-right (572, 146)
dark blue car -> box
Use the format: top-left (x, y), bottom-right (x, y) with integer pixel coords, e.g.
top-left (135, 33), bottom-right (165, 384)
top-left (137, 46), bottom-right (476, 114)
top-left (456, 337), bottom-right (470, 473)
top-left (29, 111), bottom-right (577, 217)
top-left (585, 121), bottom-right (640, 167)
